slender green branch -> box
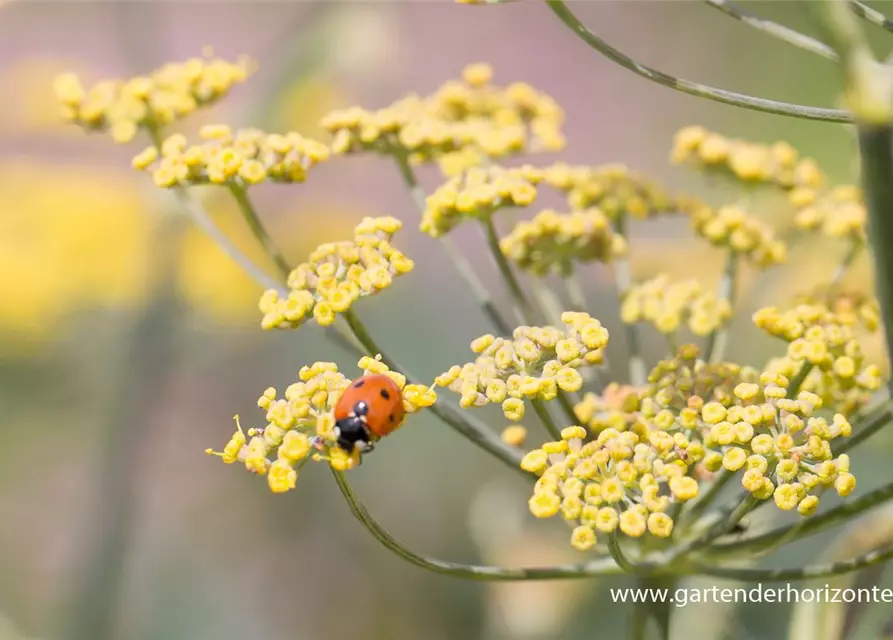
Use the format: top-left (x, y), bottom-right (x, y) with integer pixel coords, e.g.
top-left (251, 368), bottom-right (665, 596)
top-left (482, 217), bottom-right (538, 326)
top-left (690, 542), bottom-right (893, 581)
top-left (227, 182), bottom-right (292, 280)
top-left (835, 403), bottom-right (893, 454)
top-left (393, 153), bottom-right (512, 336)
top-left (828, 239), bottom-right (864, 291)
top-left (564, 269), bottom-right (610, 393)
top-left (556, 391), bottom-right (581, 428)
top-left (613, 215), bottom-right (647, 386)
top-left (667, 496), bottom-right (759, 561)
top-left (145, 125), bottom-right (285, 294)
top-left (850, 0), bottom-right (893, 33)
top-left (608, 532), bottom-right (640, 574)
top-left (705, 0), bottom-right (837, 60)
top-left (530, 276), bottom-right (564, 326)
top-left (564, 269), bottom-right (588, 312)
top-left (341, 309), bottom-right (526, 472)
top-left (545, 0), bottom-right (851, 123)
top-left (682, 469), bottom-right (735, 528)
top-left (531, 398), bottom-right (563, 441)
top-left (788, 362), bottom-right (814, 397)
top-left (857, 127), bottom-right (893, 396)
top-left (332, 469), bottom-right (622, 580)
top-left (709, 480), bottom-right (893, 556)
top-left (704, 252), bottom-right (739, 363)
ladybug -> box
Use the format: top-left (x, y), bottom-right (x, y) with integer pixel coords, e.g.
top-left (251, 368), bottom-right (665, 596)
top-left (334, 374), bottom-right (405, 454)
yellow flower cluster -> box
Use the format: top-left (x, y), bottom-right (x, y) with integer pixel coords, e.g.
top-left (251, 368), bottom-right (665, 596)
top-left (793, 185), bottom-right (866, 241)
top-left (499, 208), bottom-right (626, 276)
top-left (574, 383), bottom-right (642, 436)
top-left (421, 165), bottom-right (542, 237)
top-left (322, 63), bottom-right (564, 166)
top-left (132, 126), bottom-right (329, 188)
top-left (541, 163), bottom-right (674, 219)
top-left (683, 202), bottom-right (786, 267)
top-left (620, 274), bottom-right (732, 336)
top-left (754, 305), bottom-right (884, 415)
top-left (671, 126), bottom-right (825, 191)
top-left (259, 217), bottom-right (413, 330)
top-left (206, 357), bottom-right (436, 490)
top-left (53, 52), bottom-right (254, 144)
top-left (435, 312), bottom-right (609, 421)
top-left (794, 288), bottom-right (880, 334)
top-left (522, 426), bottom-right (687, 550)
top-left (637, 345), bottom-right (856, 515)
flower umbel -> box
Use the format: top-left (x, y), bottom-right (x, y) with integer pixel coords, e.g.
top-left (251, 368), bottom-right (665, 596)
top-left (322, 62), bottom-right (564, 168)
top-left (134, 126), bottom-right (329, 188)
top-left (53, 51), bottom-right (254, 143)
top-left (671, 125), bottom-right (825, 191)
top-left (755, 304), bottom-right (883, 415)
top-left (259, 217), bottom-right (414, 329)
top-left (621, 274), bottom-right (733, 336)
top-left (206, 358), bottom-right (436, 489)
top-left (436, 312), bottom-right (609, 421)
top-left (421, 165), bottom-right (542, 237)
top-left (499, 208), bottom-right (626, 276)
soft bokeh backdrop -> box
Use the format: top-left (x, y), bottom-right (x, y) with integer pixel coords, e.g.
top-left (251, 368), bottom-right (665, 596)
top-left (2, 2), bottom-right (893, 639)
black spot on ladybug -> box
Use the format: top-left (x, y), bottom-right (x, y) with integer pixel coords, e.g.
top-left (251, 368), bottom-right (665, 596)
top-left (380, 389), bottom-right (391, 400)
top-left (389, 413), bottom-right (395, 423)
top-left (353, 380), bottom-right (365, 388)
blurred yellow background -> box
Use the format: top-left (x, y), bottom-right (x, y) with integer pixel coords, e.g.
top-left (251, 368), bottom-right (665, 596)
top-left (1, 2), bottom-right (892, 640)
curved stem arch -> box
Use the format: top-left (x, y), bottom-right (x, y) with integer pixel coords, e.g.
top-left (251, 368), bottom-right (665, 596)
top-left (546, 0), bottom-right (851, 123)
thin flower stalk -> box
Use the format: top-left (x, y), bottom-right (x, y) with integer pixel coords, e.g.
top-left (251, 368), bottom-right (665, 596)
top-left (613, 214), bottom-right (647, 386)
top-left (545, 0), bottom-right (851, 123)
top-left (690, 543), bottom-right (893, 581)
top-left (828, 239), bottom-right (865, 291)
top-left (709, 479), bottom-right (893, 556)
top-left (227, 182), bottom-right (292, 279)
top-left (704, 252), bottom-right (739, 363)
top-left (482, 217), bottom-right (539, 326)
top-left (332, 469), bottom-right (623, 580)
top-left (703, 0), bottom-right (837, 61)
top-left (850, 0), bottom-right (893, 33)
top-left (393, 152), bottom-right (512, 335)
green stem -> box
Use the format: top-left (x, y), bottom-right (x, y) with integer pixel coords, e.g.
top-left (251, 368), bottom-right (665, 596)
top-left (857, 126), bottom-right (893, 396)
top-left (704, 0), bottom-right (837, 60)
top-left (482, 217), bottom-right (539, 326)
top-left (708, 480), bottom-right (893, 556)
top-left (341, 309), bottom-right (526, 472)
top-left (228, 182), bottom-right (292, 280)
top-left (393, 153), bottom-right (512, 336)
top-left (564, 269), bottom-right (588, 312)
top-left (850, 0), bottom-right (893, 33)
top-left (828, 239), bottom-right (864, 292)
top-left (530, 276), bottom-right (564, 326)
top-left (668, 496), bottom-right (759, 561)
top-left (613, 214), bottom-right (647, 386)
top-left (531, 398), bottom-right (564, 441)
top-left (788, 362), bottom-right (814, 397)
top-left (690, 542), bottom-right (893, 581)
top-left (146, 125), bottom-right (285, 294)
top-left (608, 532), bottom-right (640, 574)
top-left (704, 252), bottom-right (739, 363)
top-left (564, 269), bottom-right (610, 392)
top-left (332, 469), bottom-right (623, 580)
top-left (835, 403), bottom-right (893, 454)
top-left (545, 0), bottom-right (850, 123)
top-left (682, 469), bottom-right (735, 528)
